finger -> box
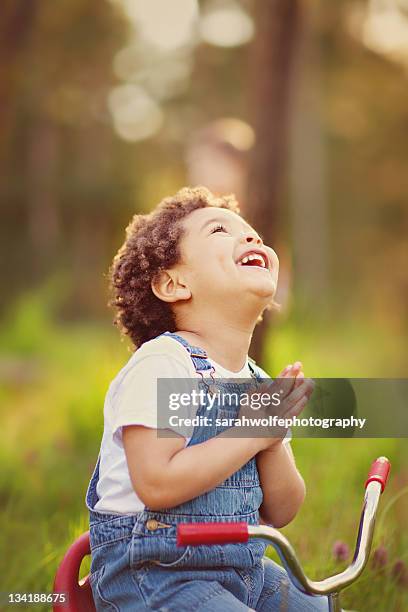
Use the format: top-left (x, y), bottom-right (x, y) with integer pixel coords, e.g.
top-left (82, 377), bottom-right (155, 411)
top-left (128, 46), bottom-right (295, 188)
top-left (296, 376), bottom-right (314, 393)
top-left (285, 363), bottom-right (303, 387)
top-left (276, 376), bottom-right (297, 398)
top-left (301, 378), bottom-right (315, 400)
top-left (282, 378), bottom-right (314, 412)
top-left (276, 364), bottom-right (292, 378)
top-left (294, 371), bottom-right (305, 387)
top-left (288, 377), bottom-right (310, 402)
top-left (275, 370), bottom-right (310, 399)
top-left (285, 394), bottom-right (309, 418)
top-left (285, 384), bottom-right (310, 418)
top-left (290, 361), bottom-right (303, 375)
top-left (279, 361), bottom-right (302, 378)
top-left (266, 375), bottom-right (293, 395)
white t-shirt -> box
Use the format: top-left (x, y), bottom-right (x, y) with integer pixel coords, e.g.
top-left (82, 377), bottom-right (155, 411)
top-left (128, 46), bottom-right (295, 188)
top-left (94, 334), bottom-right (290, 515)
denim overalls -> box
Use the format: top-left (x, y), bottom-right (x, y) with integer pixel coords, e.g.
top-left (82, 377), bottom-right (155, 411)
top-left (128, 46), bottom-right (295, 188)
top-left (85, 332), bottom-right (328, 611)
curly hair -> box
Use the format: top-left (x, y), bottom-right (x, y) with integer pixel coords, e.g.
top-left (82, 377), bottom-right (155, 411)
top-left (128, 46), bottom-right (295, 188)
top-left (109, 186), bottom-right (240, 350)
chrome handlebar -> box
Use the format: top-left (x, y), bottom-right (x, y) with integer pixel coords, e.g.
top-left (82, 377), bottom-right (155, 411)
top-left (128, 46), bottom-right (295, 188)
top-left (177, 456), bottom-right (391, 611)
top-left (248, 480), bottom-right (382, 596)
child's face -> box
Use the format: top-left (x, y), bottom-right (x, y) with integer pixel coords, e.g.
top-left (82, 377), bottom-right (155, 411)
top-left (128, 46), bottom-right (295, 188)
top-left (177, 207), bottom-right (279, 309)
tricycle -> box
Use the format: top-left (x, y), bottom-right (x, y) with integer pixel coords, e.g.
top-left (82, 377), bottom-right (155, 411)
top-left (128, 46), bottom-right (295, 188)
top-left (54, 456), bottom-right (390, 611)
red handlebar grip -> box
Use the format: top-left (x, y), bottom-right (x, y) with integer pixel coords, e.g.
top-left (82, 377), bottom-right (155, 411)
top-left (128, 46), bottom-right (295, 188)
top-left (365, 456), bottom-right (391, 493)
top-left (177, 522), bottom-right (249, 547)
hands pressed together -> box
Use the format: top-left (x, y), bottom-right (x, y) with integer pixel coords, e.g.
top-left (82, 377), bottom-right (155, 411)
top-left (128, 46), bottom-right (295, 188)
top-left (237, 361), bottom-right (315, 451)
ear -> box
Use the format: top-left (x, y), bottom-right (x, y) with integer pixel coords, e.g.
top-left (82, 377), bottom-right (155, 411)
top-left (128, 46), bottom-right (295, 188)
top-left (151, 270), bottom-right (191, 303)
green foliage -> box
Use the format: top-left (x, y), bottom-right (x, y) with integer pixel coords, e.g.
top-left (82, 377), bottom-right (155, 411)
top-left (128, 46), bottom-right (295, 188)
top-left (0, 277), bottom-right (66, 356)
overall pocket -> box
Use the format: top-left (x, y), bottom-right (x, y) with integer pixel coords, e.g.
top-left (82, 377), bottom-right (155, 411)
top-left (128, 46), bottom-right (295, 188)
top-left (151, 539), bottom-right (195, 568)
top-left (130, 533), bottom-right (195, 569)
top-left (89, 566), bottom-right (120, 612)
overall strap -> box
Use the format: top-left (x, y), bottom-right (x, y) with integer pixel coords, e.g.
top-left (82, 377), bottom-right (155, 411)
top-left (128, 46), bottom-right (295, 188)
top-left (160, 331), bottom-right (214, 375)
top-left (247, 358), bottom-right (264, 382)
top-left (160, 331), bottom-right (260, 382)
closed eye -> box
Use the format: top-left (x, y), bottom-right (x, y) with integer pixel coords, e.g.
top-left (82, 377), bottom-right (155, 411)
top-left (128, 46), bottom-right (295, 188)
top-left (210, 224), bottom-right (228, 234)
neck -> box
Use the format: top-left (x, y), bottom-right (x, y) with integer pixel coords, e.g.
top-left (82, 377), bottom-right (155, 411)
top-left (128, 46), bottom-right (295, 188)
top-left (176, 307), bottom-right (260, 372)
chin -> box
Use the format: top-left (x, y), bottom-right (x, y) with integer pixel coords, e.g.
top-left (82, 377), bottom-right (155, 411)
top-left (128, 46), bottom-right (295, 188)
top-left (257, 291), bottom-right (277, 304)
top-left (249, 279), bottom-right (277, 300)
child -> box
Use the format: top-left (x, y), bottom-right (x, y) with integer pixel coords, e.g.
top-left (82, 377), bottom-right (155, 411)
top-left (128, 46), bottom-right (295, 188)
top-left (85, 186), bottom-right (328, 610)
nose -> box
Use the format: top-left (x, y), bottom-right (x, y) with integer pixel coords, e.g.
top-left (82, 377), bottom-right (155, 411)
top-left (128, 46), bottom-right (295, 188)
top-left (241, 231), bottom-right (263, 245)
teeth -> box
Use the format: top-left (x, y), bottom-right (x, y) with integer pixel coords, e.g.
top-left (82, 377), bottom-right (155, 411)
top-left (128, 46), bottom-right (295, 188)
top-left (238, 253), bottom-right (267, 267)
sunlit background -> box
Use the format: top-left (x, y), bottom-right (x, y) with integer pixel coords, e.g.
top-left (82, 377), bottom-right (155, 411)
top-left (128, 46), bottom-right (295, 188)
top-left (0, 1), bottom-right (407, 609)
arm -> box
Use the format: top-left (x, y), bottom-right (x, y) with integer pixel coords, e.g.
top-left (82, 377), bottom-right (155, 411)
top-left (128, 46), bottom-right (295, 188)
top-left (120, 351), bottom-right (309, 513)
top-left (256, 441), bottom-right (306, 528)
top-left (117, 349), bottom-right (273, 510)
top-left (123, 425), bottom-right (269, 510)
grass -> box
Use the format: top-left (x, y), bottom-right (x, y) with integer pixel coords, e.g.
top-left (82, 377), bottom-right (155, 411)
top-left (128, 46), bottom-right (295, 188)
top-left (0, 291), bottom-right (407, 610)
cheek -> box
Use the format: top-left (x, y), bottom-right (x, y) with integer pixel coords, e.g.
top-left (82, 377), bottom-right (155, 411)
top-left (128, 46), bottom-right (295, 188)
top-left (186, 263), bottom-right (216, 290)
top-left (190, 255), bottom-right (235, 292)
top-left (268, 249), bottom-right (279, 274)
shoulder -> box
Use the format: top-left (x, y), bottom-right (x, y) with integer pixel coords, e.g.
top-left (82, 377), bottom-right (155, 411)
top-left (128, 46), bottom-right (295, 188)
top-left (136, 334), bottom-right (193, 366)
top-left (121, 334), bottom-right (195, 382)
top-left (109, 335), bottom-right (196, 411)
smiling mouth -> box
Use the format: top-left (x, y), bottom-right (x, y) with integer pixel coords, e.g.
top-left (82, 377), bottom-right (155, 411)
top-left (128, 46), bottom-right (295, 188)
top-left (237, 252), bottom-right (269, 269)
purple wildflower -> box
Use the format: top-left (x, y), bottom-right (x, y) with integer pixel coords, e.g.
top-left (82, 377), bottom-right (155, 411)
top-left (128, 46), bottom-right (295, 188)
top-left (332, 540), bottom-right (350, 562)
top-left (392, 560), bottom-right (408, 587)
top-left (372, 545), bottom-right (388, 570)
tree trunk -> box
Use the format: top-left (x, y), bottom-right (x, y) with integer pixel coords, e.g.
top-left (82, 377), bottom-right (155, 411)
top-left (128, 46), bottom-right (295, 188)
top-left (246, 0), bottom-right (304, 365)
top-left (290, 21), bottom-right (330, 311)
top-left (0, 1), bottom-right (37, 166)
top-left (26, 117), bottom-right (59, 275)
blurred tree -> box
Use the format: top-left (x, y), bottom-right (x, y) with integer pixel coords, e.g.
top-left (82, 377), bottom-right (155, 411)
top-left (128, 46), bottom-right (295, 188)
top-left (246, 0), bottom-right (304, 364)
top-left (289, 11), bottom-right (330, 316)
top-left (0, 0), bottom-right (407, 347)
top-left (0, 0), bottom-right (37, 166)
top-left (0, 1), bottom-right (128, 314)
